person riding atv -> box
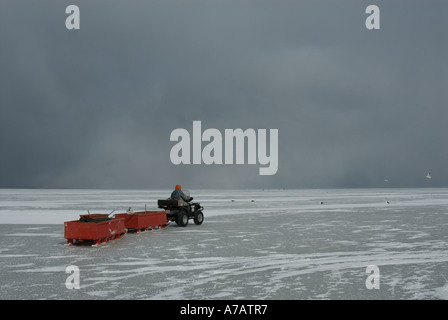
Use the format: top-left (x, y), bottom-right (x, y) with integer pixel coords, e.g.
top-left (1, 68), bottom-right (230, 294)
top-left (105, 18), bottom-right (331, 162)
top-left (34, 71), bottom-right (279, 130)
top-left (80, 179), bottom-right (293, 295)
top-left (170, 184), bottom-right (192, 206)
top-left (157, 185), bottom-right (204, 227)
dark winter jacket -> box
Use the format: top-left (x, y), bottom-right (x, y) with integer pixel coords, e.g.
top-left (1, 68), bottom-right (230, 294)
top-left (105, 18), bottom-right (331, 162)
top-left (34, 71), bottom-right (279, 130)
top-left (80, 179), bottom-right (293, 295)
top-left (170, 190), bottom-right (190, 202)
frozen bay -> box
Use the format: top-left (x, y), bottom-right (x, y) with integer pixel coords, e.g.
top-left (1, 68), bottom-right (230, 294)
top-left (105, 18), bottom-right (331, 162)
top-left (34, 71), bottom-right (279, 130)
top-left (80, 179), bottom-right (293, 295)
top-left (1, 188), bottom-right (448, 299)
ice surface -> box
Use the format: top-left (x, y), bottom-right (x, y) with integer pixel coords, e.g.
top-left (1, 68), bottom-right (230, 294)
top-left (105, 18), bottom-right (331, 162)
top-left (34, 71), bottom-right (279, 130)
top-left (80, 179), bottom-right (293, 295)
top-left (1, 188), bottom-right (448, 299)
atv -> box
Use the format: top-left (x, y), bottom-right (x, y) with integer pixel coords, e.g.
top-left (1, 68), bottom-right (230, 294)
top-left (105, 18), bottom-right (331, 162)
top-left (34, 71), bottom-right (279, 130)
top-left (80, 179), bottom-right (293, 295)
top-left (157, 190), bottom-right (204, 227)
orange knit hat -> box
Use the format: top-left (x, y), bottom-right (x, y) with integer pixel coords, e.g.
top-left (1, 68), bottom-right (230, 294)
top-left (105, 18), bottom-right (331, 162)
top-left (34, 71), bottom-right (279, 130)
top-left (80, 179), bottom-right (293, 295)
top-left (175, 184), bottom-right (181, 190)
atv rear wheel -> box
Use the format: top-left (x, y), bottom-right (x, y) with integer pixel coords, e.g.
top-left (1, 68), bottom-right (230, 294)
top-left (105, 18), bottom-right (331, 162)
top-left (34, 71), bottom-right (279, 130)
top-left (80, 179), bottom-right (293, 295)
top-left (177, 210), bottom-right (189, 227)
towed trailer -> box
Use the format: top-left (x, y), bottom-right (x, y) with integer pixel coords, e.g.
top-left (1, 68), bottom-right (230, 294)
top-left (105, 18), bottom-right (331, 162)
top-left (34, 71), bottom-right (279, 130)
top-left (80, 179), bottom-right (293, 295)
top-left (64, 214), bottom-right (127, 247)
top-left (115, 211), bottom-right (169, 233)
top-left (64, 198), bottom-right (204, 246)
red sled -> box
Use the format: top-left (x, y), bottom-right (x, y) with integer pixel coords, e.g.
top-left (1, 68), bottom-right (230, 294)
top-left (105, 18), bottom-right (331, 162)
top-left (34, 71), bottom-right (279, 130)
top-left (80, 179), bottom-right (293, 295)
top-left (64, 214), bottom-right (127, 247)
top-left (115, 211), bottom-right (169, 233)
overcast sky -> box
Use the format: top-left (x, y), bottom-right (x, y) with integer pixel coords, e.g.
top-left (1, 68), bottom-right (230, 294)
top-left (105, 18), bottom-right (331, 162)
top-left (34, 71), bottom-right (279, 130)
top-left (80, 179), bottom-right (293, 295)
top-left (0, 0), bottom-right (447, 189)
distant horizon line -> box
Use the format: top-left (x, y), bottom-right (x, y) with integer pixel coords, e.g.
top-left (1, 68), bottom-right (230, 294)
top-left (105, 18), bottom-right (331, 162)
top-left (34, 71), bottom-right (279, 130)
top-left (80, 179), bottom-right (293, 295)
top-left (0, 186), bottom-right (445, 191)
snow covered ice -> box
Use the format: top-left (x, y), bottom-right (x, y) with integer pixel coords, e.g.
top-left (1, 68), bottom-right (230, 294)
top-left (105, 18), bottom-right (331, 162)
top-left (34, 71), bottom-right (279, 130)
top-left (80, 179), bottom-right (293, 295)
top-left (1, 188), bottom-right (448, 299)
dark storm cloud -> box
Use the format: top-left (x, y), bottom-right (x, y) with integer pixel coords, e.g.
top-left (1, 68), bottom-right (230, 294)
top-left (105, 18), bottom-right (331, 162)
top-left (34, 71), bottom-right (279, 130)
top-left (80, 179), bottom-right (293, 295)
top-left (0, 0), bottom-right (447, 189)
